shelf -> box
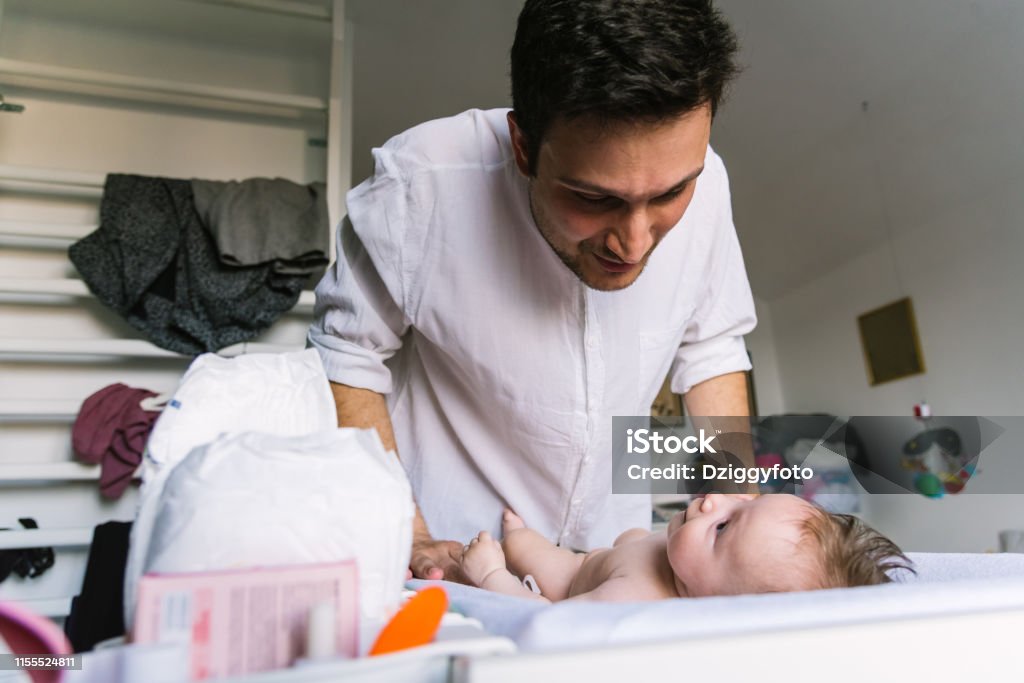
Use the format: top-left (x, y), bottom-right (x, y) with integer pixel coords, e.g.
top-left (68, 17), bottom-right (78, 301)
top-left (0, 278), bottom-right (316, 312)
top-left (16, 598), bottom-right (74, 619)
top-left (0, 219), bottom-right (92, 250)
top-left (0, 163), bottom-right (104, 198)
top-left (0, 462), bottom-right (102, 482)
top-left (0, 58), bottom-right (328, 120)
top-left (0, 337), bottom-right (302, 360)
top-left (0, 527), bottom-right (93, 550)
top-left (0, 337), bottom-right (181, 360)
top-left (0, 233), bottom-right (76, 250)
top-left (0, 219), bottom-right (94, 240)
top-left (0, 399), bottom-right (80, 422)
top-left (0, 279), bottom-right (93, 298)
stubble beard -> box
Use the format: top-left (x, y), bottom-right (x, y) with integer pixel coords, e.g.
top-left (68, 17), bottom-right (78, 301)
top-left (527, 185), bottom-right (648, 292)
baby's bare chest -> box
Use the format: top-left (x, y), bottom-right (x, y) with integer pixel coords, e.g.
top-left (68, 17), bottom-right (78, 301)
top-left (569, 538), bottom-right (674, 599)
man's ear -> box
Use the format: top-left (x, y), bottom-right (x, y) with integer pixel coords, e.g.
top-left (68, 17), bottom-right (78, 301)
top-left (507, 112), bottom-right (532, 177)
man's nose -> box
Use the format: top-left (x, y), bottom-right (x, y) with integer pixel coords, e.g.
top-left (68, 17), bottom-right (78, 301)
top-left (608, 206), bottom-right (655, 263)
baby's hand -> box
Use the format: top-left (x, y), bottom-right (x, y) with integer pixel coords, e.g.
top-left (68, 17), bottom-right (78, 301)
top-left (460, 531), bottom-right (506, 587)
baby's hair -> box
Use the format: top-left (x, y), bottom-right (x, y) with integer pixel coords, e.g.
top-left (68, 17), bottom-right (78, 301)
top-left (801, 507), bottom-right (915, 588)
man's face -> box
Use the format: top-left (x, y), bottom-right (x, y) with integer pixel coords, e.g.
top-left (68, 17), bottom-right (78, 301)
top-left (509, 105), bottom-right (712, 291)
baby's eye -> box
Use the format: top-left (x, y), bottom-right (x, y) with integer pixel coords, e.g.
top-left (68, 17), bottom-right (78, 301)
top-left (716, 521), bottom-right (729, 535)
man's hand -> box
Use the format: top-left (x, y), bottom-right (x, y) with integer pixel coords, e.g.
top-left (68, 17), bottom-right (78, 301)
top-left (409, 534), bottom-right (469, 583)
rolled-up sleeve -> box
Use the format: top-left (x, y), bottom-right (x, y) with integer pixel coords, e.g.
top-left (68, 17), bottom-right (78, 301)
top-left (670, 158), bottom-right (757, 395)
top-left (308, 151), bottom-right (412, 394)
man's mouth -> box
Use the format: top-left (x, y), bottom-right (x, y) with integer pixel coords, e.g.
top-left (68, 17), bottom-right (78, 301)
top-left (593, 253), bottom-right (637, 274)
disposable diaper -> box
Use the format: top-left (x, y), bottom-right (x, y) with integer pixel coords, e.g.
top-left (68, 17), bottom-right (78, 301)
top-left (141, 349), bottom-right (337, 475)
top-left (142, 429), bottom-right (412, 630)
top-left (124, 349), bottom-right (413, 632)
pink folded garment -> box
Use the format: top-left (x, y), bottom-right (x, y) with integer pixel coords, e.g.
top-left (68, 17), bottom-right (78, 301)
top-left (72, 384), bottom-right (160, 499)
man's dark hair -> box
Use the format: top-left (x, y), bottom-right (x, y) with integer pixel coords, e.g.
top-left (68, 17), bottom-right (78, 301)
top-left (510, 0), bottom-right (740, 175)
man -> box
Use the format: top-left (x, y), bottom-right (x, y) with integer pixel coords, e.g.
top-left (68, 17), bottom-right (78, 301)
top-left (309, 0), bottom-right (756, 581)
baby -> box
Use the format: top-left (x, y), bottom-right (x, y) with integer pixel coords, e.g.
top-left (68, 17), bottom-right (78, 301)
top-left (460, 493), bottom-right (910, 602)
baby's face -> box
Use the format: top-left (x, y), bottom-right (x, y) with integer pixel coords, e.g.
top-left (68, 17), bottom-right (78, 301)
top-left (665, 493), bottom-right (816, 597)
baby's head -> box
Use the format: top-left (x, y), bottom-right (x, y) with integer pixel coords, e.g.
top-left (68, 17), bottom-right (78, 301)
top-left (665, 493), bottom-right (911, 597)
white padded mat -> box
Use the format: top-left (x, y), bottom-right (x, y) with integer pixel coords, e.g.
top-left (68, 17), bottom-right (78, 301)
top-left (410, 552), bottom-right (1024, 651)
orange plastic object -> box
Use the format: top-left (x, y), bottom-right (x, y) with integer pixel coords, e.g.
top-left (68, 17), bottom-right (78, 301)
top-left (369, 586), bottom-right (448, 656)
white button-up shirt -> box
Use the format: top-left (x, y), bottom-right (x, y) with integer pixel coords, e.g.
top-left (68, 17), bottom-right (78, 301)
top-left (309, 108), bottom-right (756, 550)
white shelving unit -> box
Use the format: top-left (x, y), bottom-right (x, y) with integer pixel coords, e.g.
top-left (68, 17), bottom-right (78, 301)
top-left (0, 0), bottom-right (349, 622)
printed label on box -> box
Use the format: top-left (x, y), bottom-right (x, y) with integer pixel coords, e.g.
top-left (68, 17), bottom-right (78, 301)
top-left (133, 561), bottom-right (358, 680)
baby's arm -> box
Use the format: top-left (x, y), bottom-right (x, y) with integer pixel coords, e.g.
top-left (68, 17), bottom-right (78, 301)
top-left (461, 532), bottom-right (550, 603)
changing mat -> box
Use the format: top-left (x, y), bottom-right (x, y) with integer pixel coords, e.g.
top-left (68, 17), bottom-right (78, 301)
top-left (411, 552), bottom-right (1024, 651)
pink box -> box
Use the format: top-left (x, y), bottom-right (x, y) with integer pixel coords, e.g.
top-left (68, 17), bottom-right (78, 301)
top-left (133, 561), bottom-right (359, 680)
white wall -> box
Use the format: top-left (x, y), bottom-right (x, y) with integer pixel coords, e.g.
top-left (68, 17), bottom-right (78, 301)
top-left (769, 191), bottom-right (1024, 416)
top-left (744, 297), bottom-right (786, 417)
top-left (347, 0), bottom-right (520, 184)
top-left (764, 167), bottom-right (1024, 551)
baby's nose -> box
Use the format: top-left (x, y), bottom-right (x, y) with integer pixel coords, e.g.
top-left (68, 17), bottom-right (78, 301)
top-left (684, 494), bottom-right (712, 521)
top-left (700, 493), bottom-right (722, 512)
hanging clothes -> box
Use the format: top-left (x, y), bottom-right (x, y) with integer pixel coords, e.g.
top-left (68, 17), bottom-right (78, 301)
top-left (191, 177), bottom-right (329, 276)
top-left (63, 521), bottom-right (132, 653)
top-left (68, 174), bottom-right (311, 355)
top-left (72, 383), bottom-right (161, 499)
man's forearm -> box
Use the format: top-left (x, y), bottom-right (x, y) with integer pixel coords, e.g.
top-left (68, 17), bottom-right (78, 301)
top-left (682, 371), bottom-right (749, 417)
top-left (328, 381), bottom-right (433, 539)
top-left (684, 371), bottom-right (756, 493)
top-left (329, 381), bottom-right (398, 452)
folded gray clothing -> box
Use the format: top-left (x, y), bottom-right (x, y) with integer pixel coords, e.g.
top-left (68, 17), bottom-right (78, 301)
top-left (69, 174), bottom-right (308, 355)
top-left (191, 177), bottom-right (329, 275)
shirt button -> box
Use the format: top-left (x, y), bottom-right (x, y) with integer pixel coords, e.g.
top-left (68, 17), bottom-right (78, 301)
top-left (582, 455), bottom-right (592, 465)
top-left (571, 498), bottom-right (582, 507)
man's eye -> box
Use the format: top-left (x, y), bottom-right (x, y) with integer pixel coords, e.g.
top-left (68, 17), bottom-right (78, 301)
top-left (575, 192), bottom-right (610, 204)
top-left (716, 521), bottom-right (729, 534)
top-left (654, 187), bottom-right (685, 203)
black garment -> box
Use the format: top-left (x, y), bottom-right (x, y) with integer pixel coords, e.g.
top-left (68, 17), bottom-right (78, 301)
top-left (0, 518), bottom-right (55, 582)
top-left (69, 175), bottom-right (308, 355)
top-left (64, 521), bottom-right (132, 653)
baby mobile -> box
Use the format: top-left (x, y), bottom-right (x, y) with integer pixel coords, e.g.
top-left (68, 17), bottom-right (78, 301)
top-left (901, 402), bottom-right (976, 498)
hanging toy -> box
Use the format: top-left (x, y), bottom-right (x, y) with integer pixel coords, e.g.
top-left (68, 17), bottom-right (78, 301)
top-left (913, 472), bottom-right (944, 498)
top-left (902, 425), bottom-right (977, 498)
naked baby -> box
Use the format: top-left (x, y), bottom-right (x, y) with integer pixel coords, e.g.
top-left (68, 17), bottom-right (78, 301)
top-left (460, 493), bottom-right (910, 602)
